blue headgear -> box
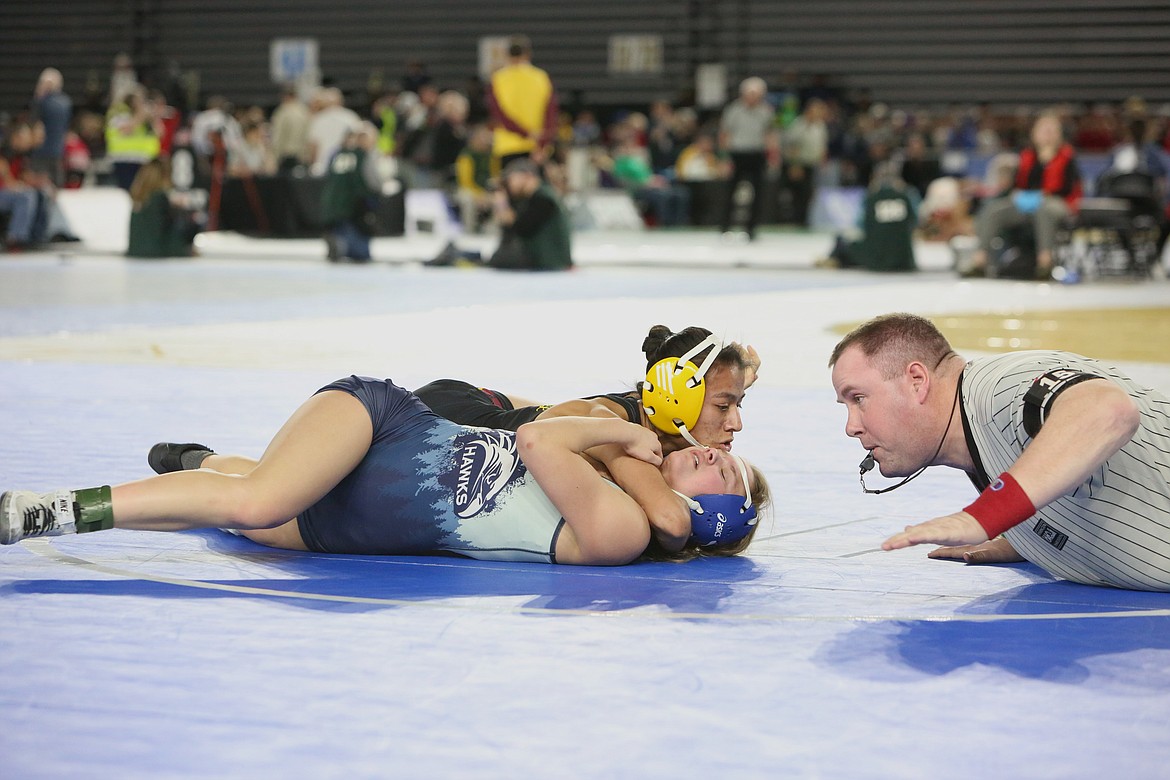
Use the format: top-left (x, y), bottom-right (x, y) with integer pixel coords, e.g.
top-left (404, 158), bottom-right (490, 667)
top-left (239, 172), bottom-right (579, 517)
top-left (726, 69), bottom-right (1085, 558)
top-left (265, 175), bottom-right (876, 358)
top-left (674, 453), bottom-right (758, 547)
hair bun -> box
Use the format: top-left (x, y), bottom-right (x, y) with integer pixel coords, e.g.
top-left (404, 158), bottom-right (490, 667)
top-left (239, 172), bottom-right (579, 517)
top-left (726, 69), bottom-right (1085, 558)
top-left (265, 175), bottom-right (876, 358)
top-left (641, 325), bottom-right (674, 362)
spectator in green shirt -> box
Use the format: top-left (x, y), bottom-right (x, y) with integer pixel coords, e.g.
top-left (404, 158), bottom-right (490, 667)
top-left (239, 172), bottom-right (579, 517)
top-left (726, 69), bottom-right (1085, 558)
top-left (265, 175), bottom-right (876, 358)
top-left (126, 157), bottom-right (201, 258)
top-left (611, 132), bottom-right (691, 228)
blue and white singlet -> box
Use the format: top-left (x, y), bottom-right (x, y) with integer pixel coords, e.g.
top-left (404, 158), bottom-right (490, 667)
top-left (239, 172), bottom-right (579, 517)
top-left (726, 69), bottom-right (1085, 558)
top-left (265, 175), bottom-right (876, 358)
top-left (296, 376), bottom-right (566, 563)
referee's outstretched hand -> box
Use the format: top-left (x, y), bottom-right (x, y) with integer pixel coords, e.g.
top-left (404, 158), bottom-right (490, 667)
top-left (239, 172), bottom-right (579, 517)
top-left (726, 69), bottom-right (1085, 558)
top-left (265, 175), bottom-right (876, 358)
top-left (881, 511), bottom-right (989, 551)
top-left (927, 536), bottom-right (1025, 564)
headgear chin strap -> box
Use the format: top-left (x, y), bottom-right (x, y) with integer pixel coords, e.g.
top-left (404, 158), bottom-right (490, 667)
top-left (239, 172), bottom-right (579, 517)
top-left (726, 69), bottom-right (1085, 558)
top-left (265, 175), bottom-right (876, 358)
top-left (642, 334), bottom-right (722, 443)
top-left (674, 454), bottom-right (758, 547)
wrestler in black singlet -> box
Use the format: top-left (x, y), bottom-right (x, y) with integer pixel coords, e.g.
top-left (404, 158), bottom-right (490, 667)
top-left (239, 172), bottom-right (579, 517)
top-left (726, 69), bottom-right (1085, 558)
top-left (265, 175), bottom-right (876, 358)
top-left (414, 379), bottom-right (642, 431)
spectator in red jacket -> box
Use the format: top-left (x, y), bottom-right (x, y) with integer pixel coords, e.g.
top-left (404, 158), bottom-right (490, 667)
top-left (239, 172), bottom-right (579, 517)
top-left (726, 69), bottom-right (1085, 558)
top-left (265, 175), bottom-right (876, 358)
top-left (966, 112), bottom-right (1082, 278)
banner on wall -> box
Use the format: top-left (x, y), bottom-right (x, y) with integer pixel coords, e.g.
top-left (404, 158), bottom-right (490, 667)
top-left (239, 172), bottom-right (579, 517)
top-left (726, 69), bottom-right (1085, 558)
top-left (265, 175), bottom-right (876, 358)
top-left (695, 63), bottom-right (727, 108)
top-left (478, 36), bottom-right (511, 79)
top-left (608, 35), bottom-right (663, 75)
top-left (270, 38), bottom-right (320, 88)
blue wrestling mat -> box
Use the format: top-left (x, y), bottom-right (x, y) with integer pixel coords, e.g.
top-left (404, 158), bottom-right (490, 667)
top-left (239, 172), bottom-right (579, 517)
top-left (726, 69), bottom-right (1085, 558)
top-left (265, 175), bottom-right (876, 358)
top-left (3, 244), bottom-right (1169, 779)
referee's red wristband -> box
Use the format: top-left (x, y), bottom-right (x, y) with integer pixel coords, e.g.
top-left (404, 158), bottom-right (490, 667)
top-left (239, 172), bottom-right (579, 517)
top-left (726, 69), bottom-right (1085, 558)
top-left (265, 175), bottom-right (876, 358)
top-left (963, 473), bottom-right (1036, 538)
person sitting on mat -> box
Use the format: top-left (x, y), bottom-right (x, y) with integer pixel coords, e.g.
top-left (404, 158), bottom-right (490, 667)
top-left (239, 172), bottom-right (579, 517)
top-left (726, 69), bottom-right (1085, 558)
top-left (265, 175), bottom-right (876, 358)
top-left (2, 374), bottom-right (769, 565)
top-left (126, 157), bottom-right (202, 258)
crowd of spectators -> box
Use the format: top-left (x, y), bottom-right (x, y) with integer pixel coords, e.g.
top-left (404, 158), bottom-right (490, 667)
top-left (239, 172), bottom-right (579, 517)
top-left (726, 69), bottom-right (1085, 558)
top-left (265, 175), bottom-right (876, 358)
top-left (3, 49), bottom-right (1170, 257)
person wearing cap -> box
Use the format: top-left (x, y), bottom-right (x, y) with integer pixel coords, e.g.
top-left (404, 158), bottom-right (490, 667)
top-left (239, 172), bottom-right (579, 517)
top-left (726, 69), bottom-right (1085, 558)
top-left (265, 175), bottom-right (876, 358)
top-left (488, 157), bottom-right (572, 270)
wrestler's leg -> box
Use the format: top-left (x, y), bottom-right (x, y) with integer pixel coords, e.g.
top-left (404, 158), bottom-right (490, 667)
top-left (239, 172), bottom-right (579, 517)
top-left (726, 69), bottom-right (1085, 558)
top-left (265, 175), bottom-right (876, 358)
top-left (199, 454), bottom-right (257, 474)
top-left (196, 454), bottom-right (310, 550)
top-left (109, 390), bottom-right (372, 533)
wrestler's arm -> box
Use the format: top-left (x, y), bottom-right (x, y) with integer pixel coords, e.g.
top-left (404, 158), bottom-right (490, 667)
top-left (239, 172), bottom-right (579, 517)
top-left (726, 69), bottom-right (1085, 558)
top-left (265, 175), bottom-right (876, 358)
top-left (535, 399), bottom-right (692, 552)
top-left (515, 417), bottom-right (658, 565)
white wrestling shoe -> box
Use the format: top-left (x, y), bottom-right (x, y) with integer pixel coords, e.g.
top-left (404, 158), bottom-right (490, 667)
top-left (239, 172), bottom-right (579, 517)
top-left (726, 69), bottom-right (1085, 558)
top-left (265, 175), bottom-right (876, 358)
top-left (0, 490), bottom-right (73, 544)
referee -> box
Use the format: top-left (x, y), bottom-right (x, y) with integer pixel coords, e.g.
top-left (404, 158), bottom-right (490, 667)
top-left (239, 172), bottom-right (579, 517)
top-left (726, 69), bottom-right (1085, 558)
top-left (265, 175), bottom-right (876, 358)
top-left (829, 312), bottom-right (1170, 591)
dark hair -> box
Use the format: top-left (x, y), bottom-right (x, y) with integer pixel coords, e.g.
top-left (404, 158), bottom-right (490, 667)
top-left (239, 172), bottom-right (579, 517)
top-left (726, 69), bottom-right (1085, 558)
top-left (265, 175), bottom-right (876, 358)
top-left (508, 35), bottom-right (531, 58)
top-left (1129, 118), bottom-right (1148, 145)
top-left (641, 325), bottom-right (744, 374)
top-left (501, 157), bottom-right (540, 178)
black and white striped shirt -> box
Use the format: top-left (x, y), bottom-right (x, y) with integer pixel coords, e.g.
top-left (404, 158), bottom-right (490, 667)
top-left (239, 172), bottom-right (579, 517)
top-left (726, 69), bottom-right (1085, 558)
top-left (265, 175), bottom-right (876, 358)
top-left (962, 351), bottom-right (1170, 590)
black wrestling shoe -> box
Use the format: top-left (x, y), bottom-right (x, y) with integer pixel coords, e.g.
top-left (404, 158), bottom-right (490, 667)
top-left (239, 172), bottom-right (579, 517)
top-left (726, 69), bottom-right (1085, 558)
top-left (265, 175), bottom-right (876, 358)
top-left (148, 442), bottom-right (214, 475)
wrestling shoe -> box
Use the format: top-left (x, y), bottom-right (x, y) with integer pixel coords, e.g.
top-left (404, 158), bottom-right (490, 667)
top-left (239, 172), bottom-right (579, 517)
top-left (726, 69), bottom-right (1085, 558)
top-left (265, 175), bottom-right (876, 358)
top-left (1, 490), bottom-right (71, 544)
top-left (148, 442), bottom-right (214, 475)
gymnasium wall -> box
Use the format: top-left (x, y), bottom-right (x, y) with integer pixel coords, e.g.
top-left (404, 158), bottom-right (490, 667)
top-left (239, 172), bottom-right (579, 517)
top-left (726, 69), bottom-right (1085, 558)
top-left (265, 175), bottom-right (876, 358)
top-left (3, 0), bottom-right (1168, 116)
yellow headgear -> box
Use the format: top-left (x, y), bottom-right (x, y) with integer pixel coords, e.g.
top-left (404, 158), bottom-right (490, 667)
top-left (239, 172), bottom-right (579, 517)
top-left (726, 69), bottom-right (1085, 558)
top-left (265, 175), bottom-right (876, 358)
top-left (641, 334), bottom-right (722, 445)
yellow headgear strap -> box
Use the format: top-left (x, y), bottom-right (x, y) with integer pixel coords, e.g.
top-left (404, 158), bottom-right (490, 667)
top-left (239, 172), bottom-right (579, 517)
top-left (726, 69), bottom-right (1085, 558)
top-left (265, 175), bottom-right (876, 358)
top-left (641, 334), bottom-right (723, 440)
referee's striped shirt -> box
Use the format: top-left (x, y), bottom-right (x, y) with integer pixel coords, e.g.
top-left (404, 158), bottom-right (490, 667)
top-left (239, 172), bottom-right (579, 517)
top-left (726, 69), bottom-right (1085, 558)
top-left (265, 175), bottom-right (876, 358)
top-left (962, 351), bottom-right (1170, 590)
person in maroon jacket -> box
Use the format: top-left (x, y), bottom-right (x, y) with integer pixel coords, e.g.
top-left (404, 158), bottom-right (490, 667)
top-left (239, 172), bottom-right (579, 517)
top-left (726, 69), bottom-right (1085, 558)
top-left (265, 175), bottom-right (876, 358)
top-left (967, 112), bottom-right (1082, 279)
top-left (486, 35), bottom-right (558, 169)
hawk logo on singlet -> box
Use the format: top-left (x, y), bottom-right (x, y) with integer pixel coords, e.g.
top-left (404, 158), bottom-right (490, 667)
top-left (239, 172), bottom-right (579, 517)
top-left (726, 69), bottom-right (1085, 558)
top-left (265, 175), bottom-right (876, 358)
top-left (449, 430), bottom-right (523, 518)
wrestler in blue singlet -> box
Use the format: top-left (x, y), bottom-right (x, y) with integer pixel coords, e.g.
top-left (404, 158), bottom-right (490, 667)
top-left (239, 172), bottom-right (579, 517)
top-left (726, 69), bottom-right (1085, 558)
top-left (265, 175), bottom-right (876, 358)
top-left (297, 376), bottom-right (567, 563)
